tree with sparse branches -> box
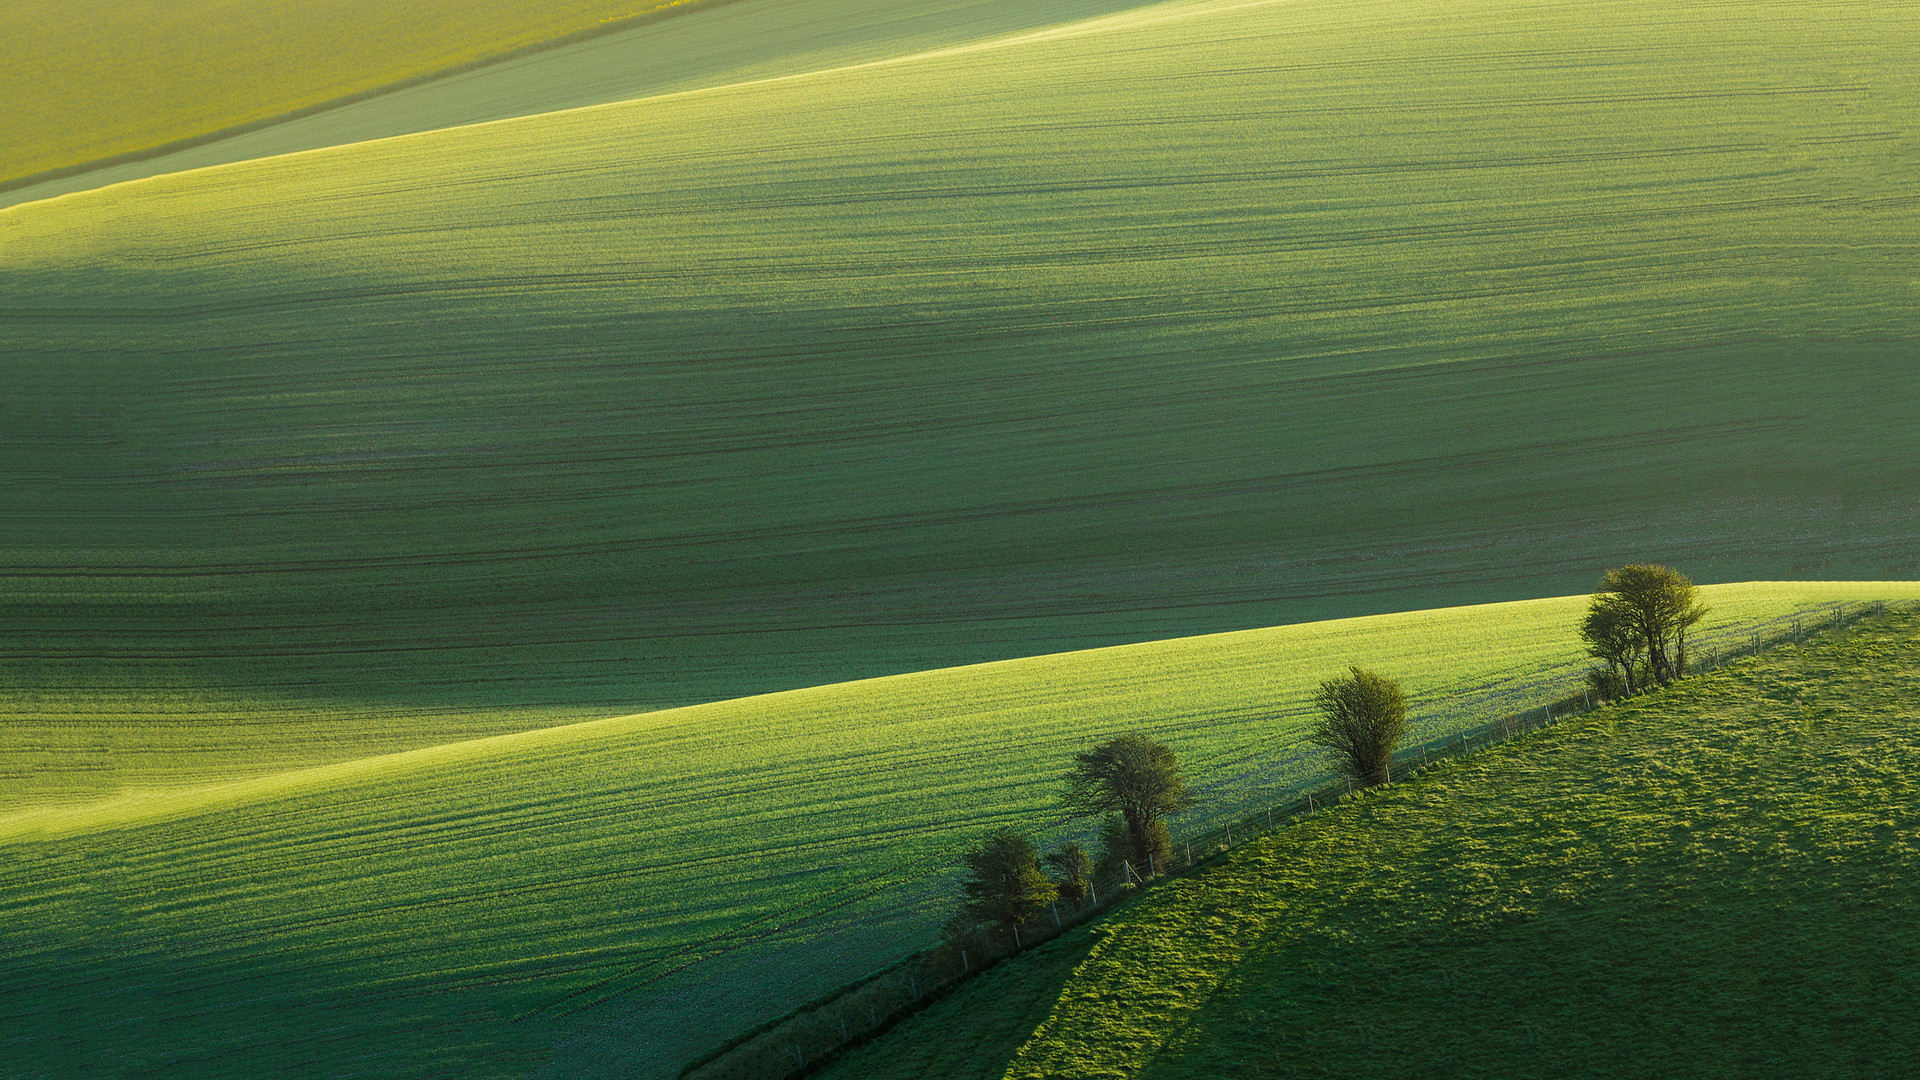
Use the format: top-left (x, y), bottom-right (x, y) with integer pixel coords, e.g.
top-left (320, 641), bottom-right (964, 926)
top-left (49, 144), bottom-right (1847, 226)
top-left (1061, 734), bottom-right (1195, 876)
top-left (1588, 564), bottom-right (1708, 687)
top-left (1580, 595), bottom-right (1644, 698)
top-left (1309, 666), bottom-right (1406, 788)
top-left (956, 829), bottom-right (1056, 930)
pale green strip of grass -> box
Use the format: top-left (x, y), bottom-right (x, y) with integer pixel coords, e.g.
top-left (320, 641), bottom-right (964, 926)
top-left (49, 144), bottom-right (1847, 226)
top-left (3, 583), bottom-right (1912, 1078)
top-left (0, 0), bottom-right (1160, 211)
top-left (0, 0), bottom-right (724, 187)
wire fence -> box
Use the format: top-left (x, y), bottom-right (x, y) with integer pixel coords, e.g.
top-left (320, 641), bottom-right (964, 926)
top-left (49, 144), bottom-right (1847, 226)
top-left (668, 599), bottom-right (1911, 1079)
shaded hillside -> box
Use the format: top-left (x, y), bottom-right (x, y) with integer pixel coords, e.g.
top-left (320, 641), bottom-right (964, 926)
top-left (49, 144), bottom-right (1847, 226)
top-left (15, 587), bottom-right (1857, 1079)
top-left (821, 608), bottom-right (1920, 1079)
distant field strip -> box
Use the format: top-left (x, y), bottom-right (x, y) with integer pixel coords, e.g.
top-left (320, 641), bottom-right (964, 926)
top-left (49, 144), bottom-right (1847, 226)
top-left (5, 584), bottom-right (1914, 1079)
top-left (0, 0), bottom-right (729, 189)
top-left (0, 0), bottom-right (1161, 210)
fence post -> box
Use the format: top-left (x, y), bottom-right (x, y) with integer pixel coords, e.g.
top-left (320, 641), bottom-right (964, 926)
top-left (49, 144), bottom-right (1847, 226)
top-left (1051, 900), bottom-right (1061, 928)
top-left (1267, 806), bottom-right (1273, 828)
top-left (1148, 853), bottom-right (1156, 877)
top-left (840, 1016), bottom-right (849, 1042)
top-left (962, 949), bottom-right (969, 974)
top-left (1013, 926), bottom-right (1021, 950)
top-left (1187, 841), bottom-right (1193, 865)
top-left (1307, 793), bottom-right (1315, 812)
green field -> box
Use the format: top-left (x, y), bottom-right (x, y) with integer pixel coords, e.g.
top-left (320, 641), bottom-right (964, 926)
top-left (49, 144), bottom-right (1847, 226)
top-left (6, 0), bottom-right (1920, 1075)
top-left (2, 584), bottom-right (1911, 1078)
top-left (5, 0), bottom-right (1918, 789)
top-left (0, 0), bottom-right (724, 188)
top-left (0, 0), bottom-right (1159, 211)
top-left (821, 606), bottom-right (1920, 1080)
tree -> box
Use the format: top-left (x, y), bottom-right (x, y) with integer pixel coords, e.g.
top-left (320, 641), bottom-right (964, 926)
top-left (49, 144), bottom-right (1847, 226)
top-left (1061, 733), bottom-right (1196, 876)
top-left (1309, 666), bottom-right (1406, 787)
top-left (1044, 841), bottom-right (1093, 903)
top-left (1579, 595), bottom-right (1644, 698)
top-left (1091, 813), bottom-right (1168, 885)
top-left (957, 829), bottom-right (1057, 929)
top-left (1588, 564), bottom-right (1708, 686)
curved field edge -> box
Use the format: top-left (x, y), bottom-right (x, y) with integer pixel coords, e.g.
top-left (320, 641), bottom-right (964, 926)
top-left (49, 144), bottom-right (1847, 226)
top-left (972, 610), bottom-right (1920, 1080)
top-left (0, 0), bottom-right (736, 192)
top-left (0, 0), bottom-right (1162, 213)
top-left (5, 581), bottom-right (1908, 838)
top-left (3, 583), bottom-right (1914, 1080)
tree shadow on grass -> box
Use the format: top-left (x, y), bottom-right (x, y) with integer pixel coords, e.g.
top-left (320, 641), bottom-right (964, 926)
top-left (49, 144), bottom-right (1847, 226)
top-left (1144, 862), bottom-right (1920, 1079)
top-left (814, 921), bottom-right (1105, 1080)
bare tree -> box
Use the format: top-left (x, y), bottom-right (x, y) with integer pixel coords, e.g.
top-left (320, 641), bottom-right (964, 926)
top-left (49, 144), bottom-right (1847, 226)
top-left (1309, 666), bottom-right (1406, 787)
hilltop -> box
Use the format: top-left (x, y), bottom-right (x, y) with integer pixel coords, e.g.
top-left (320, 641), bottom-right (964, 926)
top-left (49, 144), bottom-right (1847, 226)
top-left (821, 608), bottom-right (1920, 1080)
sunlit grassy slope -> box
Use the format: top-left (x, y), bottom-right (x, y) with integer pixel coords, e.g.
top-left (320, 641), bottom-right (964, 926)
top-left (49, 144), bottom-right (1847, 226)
top-left (5, 0), bottom-right (1917, 790)
top-left (0, 0), bottom-right (1158, 210)
top-left (4, 584), bottom-right (1913, 1079)
top-left (821, 607), bottom-right (1920, 1080)
top-left (0, 0), bottom-right (719, 188)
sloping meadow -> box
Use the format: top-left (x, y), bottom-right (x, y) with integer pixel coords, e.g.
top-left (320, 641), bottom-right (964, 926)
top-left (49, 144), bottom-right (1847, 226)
top-left (3, 584), bottom-right (1913, 1078)
top-left (824, 607), bottom-right (1920, 1080)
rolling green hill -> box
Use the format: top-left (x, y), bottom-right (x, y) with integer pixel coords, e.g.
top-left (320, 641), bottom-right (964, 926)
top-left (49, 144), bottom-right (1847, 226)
top-left (7, 0), bottom-right (1920, 1073)
top-left (5, 0), bottom-right (1917, 785)
top-left (0, 0), bottom-right (717, 189)
top-left (821, 606), bottom-right (1920, 1080)
top-left (5, 585), bottom-right (1902, 1078)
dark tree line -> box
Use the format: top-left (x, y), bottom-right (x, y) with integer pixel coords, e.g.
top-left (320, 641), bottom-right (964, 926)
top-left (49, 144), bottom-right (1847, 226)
top-left (953, 564), bottom-right (1706, 940)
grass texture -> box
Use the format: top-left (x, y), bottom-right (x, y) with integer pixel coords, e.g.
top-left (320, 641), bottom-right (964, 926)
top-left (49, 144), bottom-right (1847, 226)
top-left (822, 607), bottom-right (1920, 1080)
top-left (0, 0), bottom-right (1158, 211)
top-left (4, 0), bottom-right (1917, 776)
top-left (0, 0), bottom-right (721, 188)
top-left (1, 584), bottom-right (1909, 1079)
